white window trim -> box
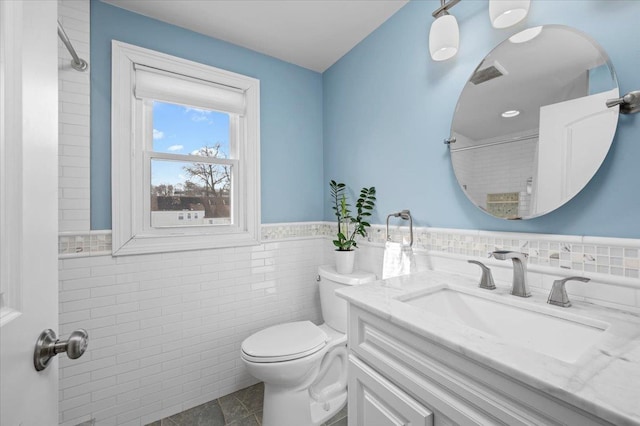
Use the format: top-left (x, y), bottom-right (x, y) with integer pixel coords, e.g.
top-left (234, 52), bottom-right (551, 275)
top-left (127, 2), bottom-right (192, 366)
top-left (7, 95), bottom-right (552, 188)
top-left (111, 41), bottom-right (260, 256)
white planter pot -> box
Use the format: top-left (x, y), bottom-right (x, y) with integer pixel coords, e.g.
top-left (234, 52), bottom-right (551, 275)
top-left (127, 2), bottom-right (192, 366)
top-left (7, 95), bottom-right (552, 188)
top-left (335, 250), bottom-right (355, 274)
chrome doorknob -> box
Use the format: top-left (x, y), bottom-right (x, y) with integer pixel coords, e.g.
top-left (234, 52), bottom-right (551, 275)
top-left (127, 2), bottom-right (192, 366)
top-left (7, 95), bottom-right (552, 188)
top-left (34, 329), bottom-right (89, 371)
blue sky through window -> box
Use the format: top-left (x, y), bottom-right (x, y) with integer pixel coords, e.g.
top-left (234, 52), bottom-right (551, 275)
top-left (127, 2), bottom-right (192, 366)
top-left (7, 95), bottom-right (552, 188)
top-left (151, 101), bottom-right (230, 187)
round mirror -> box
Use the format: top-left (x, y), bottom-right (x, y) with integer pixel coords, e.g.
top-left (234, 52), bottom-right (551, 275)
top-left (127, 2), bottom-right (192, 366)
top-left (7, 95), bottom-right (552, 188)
top-left (450, 25), bottom-right (619, 220)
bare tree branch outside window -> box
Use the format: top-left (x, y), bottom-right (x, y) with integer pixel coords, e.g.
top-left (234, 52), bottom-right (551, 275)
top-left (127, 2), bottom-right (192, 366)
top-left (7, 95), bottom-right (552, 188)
top-left (150, 143), bottom-right (231, 222)
top-left (183, 144), bottom-right (230, 195)
top-left (181, 144), bottom-right (230, 219)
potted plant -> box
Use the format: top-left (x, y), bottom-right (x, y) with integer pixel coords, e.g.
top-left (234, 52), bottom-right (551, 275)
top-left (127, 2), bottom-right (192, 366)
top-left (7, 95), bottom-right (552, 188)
top-left (330, 180), bottom-right (376, 274)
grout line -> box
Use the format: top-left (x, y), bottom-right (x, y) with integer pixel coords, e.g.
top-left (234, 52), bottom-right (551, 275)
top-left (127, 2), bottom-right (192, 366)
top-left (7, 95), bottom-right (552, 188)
top-left (235, 396), bottom-right (250, 414)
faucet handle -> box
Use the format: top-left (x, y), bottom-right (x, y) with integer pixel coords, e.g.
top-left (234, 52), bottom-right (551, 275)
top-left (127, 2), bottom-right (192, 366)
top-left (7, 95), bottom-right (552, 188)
top-left (491, 250), bottom-right (528, 261)
top-left (468, 260), bottom-right (496, 290)
top-left (547, 276), bottom-right (590, 308)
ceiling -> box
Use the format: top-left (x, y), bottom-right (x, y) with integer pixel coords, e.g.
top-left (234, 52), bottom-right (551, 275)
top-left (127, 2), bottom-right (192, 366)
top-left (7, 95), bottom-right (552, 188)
top-left (102, 0), bottom-right (409, 72)
top-left (452, 26), bottom-right (612, 142)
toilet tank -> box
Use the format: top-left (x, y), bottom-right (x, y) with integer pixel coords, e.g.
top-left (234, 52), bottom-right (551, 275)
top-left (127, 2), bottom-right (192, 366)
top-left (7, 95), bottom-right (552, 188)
top-left (318, 265), bottom-right (376, 333)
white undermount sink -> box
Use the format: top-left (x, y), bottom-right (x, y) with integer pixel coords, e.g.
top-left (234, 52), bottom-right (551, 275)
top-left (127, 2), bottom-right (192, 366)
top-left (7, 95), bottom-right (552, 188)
top-left (401, 286), bottom-right (609, 363)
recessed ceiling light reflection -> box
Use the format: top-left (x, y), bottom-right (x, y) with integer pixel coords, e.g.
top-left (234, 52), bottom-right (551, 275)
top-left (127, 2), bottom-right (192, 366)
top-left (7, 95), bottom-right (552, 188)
top-left (501, 110), bottom-right (520, 118)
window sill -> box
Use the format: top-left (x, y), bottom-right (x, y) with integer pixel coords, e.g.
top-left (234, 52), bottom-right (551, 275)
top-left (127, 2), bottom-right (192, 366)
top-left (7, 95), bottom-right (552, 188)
top-left (112, 228), bottom-right (261, 256)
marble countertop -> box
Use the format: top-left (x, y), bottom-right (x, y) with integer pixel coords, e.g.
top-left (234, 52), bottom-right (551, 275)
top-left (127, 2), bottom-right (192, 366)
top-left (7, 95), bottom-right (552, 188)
top-left (336, 270), bottom-right (640, 426)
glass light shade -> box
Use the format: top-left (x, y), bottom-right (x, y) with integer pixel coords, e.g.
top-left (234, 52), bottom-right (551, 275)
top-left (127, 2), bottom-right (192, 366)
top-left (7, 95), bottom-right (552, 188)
top-left (429, 14), bottom-right (459, 61)
top-left (509, 26), bottom-right (542, 44)
top-left (490, 0), bottom-right (530, 29)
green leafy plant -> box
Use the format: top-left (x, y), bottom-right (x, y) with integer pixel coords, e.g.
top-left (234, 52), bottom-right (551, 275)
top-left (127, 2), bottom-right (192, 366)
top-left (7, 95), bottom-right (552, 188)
top-left (330, 180), bottom-right (376, 251)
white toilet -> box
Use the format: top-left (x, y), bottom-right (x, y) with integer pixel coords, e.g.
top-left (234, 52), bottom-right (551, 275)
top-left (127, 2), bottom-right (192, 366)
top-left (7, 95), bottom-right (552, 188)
top-left (241, 265), bottom-right (376, 426)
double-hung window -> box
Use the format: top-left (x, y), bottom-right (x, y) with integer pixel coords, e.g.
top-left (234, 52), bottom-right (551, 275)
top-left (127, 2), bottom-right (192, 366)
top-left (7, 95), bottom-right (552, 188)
top-left (112, 41), bottom-right (260, 255)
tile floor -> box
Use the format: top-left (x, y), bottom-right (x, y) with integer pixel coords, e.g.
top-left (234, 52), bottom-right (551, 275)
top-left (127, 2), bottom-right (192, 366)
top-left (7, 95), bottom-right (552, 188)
top-left (145, 382), bottom-right (348, 426)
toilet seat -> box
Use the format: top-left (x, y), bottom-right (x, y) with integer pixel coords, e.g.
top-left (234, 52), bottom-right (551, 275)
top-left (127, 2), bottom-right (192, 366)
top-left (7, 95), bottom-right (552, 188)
top-left (241, 321), bottom-right (328, 363)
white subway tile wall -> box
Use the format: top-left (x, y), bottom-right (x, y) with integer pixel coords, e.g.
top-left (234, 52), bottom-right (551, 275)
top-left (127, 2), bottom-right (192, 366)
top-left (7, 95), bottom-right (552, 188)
top-left (450, 132), bottom-right (537, 217)
top-left (58, 0), bottom-right (91, 232)
top-left (58, 226), bottom-right (639, 425)
top-left (466, 138), bottom-right (536, 207)
top-left (58, 235), bottom-right (325, 426)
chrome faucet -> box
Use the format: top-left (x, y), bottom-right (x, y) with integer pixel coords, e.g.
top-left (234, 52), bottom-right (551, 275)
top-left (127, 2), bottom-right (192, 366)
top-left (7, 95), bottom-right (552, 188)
top-left (547, 276), bottom-right (590, 307)
top-left (491, 251), bottom-right (531, 297)
top-left (467, 260), bottom-right (496, 290)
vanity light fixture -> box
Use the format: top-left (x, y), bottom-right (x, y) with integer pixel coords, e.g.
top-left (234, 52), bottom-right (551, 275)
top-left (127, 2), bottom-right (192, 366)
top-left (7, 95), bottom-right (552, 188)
top-left (501, 110), bottom-right (520, 118)
top-left (490, 0), bottom-right (531, 29)
top-left (429, 0), bottom-right (460, 61)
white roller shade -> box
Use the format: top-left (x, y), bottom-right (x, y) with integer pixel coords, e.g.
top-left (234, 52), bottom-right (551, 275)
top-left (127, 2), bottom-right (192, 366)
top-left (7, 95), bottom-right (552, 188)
top-left (134, 64), bottom-right (246, 115)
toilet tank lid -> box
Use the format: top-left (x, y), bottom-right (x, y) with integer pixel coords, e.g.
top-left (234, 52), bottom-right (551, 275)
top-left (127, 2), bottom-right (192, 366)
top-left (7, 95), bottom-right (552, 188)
top-left (318, 265), bottom-right (376, 286)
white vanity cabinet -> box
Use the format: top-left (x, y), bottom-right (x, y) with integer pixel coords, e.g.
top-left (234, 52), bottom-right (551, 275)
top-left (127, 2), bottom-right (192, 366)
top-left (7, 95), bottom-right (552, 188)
top-left (349, 355), bottom-right (434, 426)
top-left (347, 305), bottom-right (616, 426)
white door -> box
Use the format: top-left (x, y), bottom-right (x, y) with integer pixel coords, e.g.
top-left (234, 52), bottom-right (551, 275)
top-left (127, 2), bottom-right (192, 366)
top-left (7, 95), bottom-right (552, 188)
top-left (1, 1), bottom-right (60, 425)
top-left (533, 88), bottom-right (619, 215)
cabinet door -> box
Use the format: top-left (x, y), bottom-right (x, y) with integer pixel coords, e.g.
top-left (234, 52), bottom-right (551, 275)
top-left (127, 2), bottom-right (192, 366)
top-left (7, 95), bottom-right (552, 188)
top-left (349, 356), bottom-right (433, 426)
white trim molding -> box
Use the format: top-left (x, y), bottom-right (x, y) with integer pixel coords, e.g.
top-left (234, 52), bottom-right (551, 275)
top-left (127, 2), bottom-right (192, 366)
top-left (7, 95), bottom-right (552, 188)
top-left (111, 41), bottom-right (260, 256)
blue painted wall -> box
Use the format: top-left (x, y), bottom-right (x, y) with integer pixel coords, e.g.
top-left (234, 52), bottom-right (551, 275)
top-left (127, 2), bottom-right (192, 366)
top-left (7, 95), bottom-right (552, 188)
top-left (90, 0), bottom-right (324, 229)
top-left (92, 0), bottom-right (640, 237)
top-left (323, 0), bottom-right (640, 238)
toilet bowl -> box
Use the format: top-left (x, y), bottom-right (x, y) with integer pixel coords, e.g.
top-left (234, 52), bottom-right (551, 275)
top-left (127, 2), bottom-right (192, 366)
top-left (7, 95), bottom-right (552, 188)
top-left (241, 265), bottom-right (376, 426)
